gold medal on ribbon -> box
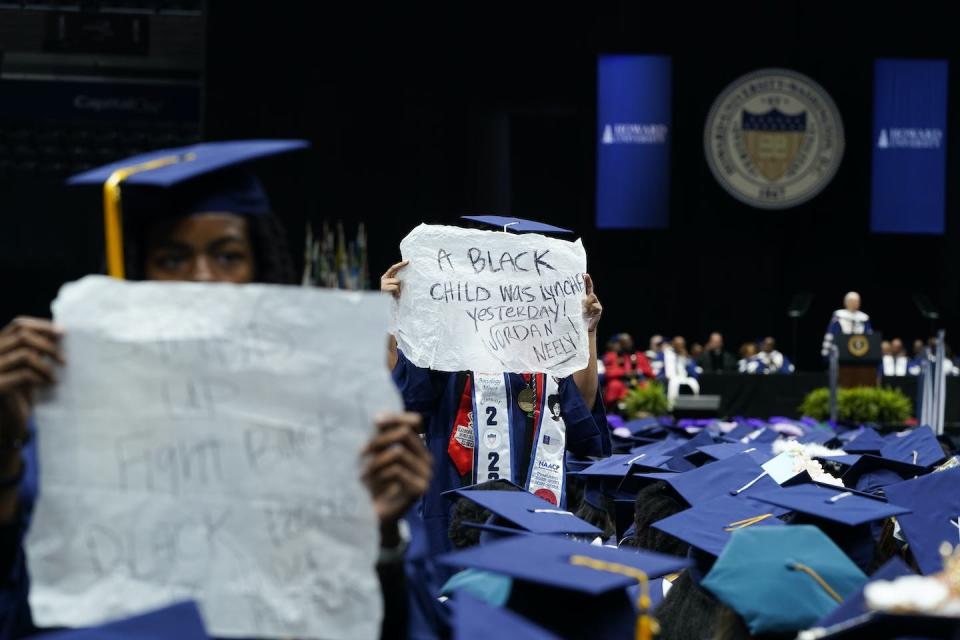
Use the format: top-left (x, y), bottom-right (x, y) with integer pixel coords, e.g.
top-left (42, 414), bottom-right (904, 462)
top-left (517, 387), bottom-right (536, 414)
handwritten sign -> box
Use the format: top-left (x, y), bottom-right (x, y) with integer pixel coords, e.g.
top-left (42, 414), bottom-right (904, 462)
top-left (395, 224), bottom-right (589, 377)
top-left (26, 275), bottom-right (399, 640)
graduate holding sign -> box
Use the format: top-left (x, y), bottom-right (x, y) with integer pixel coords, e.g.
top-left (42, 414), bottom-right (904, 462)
top-left (0, 141), bottom-right (433, 640)
top-left (383, 216), bottom-right (610, 559)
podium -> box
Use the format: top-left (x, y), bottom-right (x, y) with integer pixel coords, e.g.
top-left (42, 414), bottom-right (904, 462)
top-left (837, 333), bottom-right (881, 388)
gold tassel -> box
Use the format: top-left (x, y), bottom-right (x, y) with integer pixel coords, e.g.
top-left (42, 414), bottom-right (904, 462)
top-left (723, 513), bottom-right (774, 531)
top-left (102, 153), bottom-right (196, 279)
top-left (569, 554), bottom-right (659, 640)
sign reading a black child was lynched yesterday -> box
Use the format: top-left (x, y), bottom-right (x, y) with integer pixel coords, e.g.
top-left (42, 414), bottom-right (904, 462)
top-left (395, 224), bottom-right (589, 377)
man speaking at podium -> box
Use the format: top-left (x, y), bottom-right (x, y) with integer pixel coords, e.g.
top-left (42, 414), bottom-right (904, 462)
top-left (821, 291), bottom-right (873, 357)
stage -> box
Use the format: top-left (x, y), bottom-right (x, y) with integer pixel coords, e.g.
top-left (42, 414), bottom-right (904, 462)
top-left (695, 373), bottom-right (960, 424)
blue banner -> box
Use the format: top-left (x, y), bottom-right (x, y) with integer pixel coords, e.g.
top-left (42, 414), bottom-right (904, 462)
top-left (595, 55), bottom-right (672, 229)
top-left (870, 59), bottom-right (948, 234)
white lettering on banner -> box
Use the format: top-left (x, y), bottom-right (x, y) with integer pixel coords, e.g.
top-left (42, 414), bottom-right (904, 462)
top-left (472, 373), bottom-right (512, 483)
top-left (877, 127), bottom-right (943, 149)
top-left (26, 275), bottom-right (399, 640)
top-left (395, 224), bottom-right (589, 377)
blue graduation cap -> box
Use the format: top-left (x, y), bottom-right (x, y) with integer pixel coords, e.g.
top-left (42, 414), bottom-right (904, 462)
top-left (452, 593), bottom-right (561, 640)
top-left (40, 601), bottom-right (209, 640)
top-left (883, 467), bottom-right (960, 575)
top-left (832, 454), bottom-right (927, 494)
top-left (438, 534), bottom-right (688, 639)
top-left (66, 139), bottom-right (309, 279)
top-left (813, 556), bottom-right (915, 630)
top-left (880, 426), bottom-right (946, 468)
top-left (701, 526), bottom-right (868, 635)
top-left (629, 453), bottom-right (781, 507)
top-left (747, 484), bottom-right (910, 527)
top-left (806, 555), bottom-right (960, 640)
top-left (460, 215), bottom-right (572, 235)
top-left (696, 442), bottom-right (774, 465)
top-left (443, 489), bottom-right (602, 537)
top-left (843, 427), bottom-right (888, 454)
top-left (651, 495), bottom-right (787, 557)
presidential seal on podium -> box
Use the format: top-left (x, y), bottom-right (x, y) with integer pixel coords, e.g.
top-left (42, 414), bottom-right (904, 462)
top-left (704, 68), bottom-right (844, 209)
top-left (848, 334), bottom-right (870, 358)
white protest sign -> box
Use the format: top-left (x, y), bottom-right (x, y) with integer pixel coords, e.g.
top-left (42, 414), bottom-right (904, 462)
top-left (395, 224), bottom-right (589, 377)
top-left (26, 275), bottom-right (399, 640)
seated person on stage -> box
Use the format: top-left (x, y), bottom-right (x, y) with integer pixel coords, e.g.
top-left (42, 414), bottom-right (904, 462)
top-left (882, 337), bottom-right (909, 377)
top-left (601, 333), bottom-right (654, 409)
top-left (821, 291), bottom-right (872, 357)
top-left (656, 336), bottom-right (700, 401)
top-left (742, 337), bottom-right (795, 375)
top-left (646, 334), bottom-right (664, 378)
top-left (736, 342), bottom-right (757, 373)
top-left (695, 332), bottom-right (737, 374)
top-left (908, 337), bottom-right (960, 376)
top-left (382, 257), bottom-right (610, 558)
top-left (0, 144), bottom-right (433, 639)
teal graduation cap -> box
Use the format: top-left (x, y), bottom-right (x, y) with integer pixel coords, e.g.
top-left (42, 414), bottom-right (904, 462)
top-left (701, 525), bottom-right (868, 635)
top-left (460, 215), bottom-right (573, 235)
top-left (66, 139), bottom-right (309, 279)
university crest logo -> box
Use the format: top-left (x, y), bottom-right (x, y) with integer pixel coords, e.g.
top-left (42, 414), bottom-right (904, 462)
top-left (704, 69), bottom-right (844, 209)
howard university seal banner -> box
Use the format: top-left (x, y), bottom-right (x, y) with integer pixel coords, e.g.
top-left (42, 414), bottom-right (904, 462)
top-left (595, 54), bottom-right (672, 229)
top-left (870, 58), bottom-right (948, 235)
top-left (704, 69), bottom-right (844, 209)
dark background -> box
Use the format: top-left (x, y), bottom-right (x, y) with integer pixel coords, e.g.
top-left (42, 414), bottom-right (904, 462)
top-left (3, 0), bottom-right (959, 370)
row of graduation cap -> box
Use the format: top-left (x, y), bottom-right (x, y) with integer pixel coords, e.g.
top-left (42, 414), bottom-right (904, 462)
top-left (425, 417), bottom-right (960, 639)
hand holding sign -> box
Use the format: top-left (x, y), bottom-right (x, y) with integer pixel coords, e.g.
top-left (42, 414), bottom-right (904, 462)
top-left (582, 273), bottom-right (603, 333)
top-left (393, 224), bottom-right (590, 377)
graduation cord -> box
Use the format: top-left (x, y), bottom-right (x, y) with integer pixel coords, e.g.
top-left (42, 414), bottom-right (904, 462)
top-left (568, 555), bottom-right (658, 640)
top-left (787, 563), bottom-right (843, 603)
top-left (723, 513), bottom-right (774, 531)
top-left (102, 152), bottom-right (197, 279)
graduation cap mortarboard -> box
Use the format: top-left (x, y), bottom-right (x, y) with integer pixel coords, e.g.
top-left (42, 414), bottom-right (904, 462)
top-left (748, 483), bottom-right (910, 528)
top-left (460, 215), bottom-right (572, 235)
top-left (451, 593), bottom-right (561, 640)
top-left (701, 526), bottom-right (868, 635)
top-left (843, 427), bottom-right (887, 454)
top-left (442, 489), bottom-right (602, 537)
top-left (67, 139), bottom-right (309, 279)
top-left (880, 426), bottom-right (946, 468)
top-left (805, 556), bottom-right (960, 640)
top-left (882, 467), bottom-right (960, 575)
top-left (630, 452), bottom-right (781, 507)
top-left (812, 556), bottom-right (915, 631)
top-left (696, 442), bottom-right (774, 465)
top-left (438, 534), bottom-right (688, 639)
top-left (834, 454), bottom-right (927, 494)
top-left (651, 495), bottom-right (787, 557)
top-left (40, 601), bottom-right (209, 640)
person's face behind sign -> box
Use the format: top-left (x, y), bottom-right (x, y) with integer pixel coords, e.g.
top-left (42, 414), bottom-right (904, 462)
top-left (144, 212), bottom-right (256, 283)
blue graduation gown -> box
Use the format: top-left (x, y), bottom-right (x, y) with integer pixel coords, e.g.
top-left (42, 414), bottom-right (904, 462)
top-left (0, 419), bottom-right (37, 640)
top-left (392, 350), bottom-right (610, 561)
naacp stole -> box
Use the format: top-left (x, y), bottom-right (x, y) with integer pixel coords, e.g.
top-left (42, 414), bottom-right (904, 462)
top-left (470, 373), bottom-right (567, 505)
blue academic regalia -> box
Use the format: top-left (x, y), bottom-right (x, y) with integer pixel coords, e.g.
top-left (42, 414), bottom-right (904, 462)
top-left (0, 419), bottom-right (37, 640)
top-left (392, 350), bottom-right (610, 563)
top-left (821, 310), bottom-right (872, 358)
